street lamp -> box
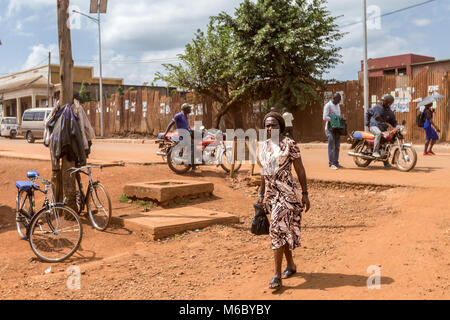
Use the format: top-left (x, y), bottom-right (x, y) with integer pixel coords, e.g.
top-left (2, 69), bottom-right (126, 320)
top-left (73, 0), bottom-right (107, 137)
top-left (362, 0), bottom-right (369, 131)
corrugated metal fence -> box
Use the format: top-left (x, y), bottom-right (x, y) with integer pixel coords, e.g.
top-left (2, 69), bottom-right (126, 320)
top-left (83, 70), bottom-right (449, 143)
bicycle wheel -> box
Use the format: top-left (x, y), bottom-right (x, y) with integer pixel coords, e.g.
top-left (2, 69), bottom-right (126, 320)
top-left (16, 190), bottom-right (32, 238)
top-left (29, 206), bottom-right (82, 263)
top-left (87, 183), bottom-right (112, 231)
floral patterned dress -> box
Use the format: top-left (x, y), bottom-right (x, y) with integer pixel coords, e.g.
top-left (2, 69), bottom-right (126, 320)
top-left (259, 137), bottom-right (303, 250)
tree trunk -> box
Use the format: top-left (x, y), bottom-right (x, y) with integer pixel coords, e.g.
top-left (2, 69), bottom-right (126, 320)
top-left (53, 0), bottom-right (76, 211)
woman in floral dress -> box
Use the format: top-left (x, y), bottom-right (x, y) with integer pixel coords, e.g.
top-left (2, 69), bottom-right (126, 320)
top-left (258, 112), bottom-right (310, 290)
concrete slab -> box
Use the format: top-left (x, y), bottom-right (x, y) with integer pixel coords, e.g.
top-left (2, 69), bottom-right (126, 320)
top-left (123, 180), bottom-right (214, 203)
top-left (112, 207), bottom-right (239, 240)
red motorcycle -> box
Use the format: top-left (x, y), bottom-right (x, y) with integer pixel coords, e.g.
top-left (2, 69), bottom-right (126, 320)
top-left (155, 128), bottom-right (242, 174)
top-left (347, 120), bottom-right (417, 172)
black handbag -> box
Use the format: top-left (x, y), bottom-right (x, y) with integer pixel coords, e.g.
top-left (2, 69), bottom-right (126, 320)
top-left (337, 118), bottom-right (347, 136)
top-left (251, 203), bottom-right (270, 235)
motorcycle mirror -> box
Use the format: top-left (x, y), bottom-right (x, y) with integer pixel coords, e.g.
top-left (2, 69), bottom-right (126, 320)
top-left (402, 120), bottom-right (406, 125)
top-left (200, 126), bottom-right (205, 130)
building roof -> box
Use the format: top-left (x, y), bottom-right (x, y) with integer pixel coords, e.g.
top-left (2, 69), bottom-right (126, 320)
top-left (0, 75), bottom-right (53, 94)
top-left (410, 59), bottom-right (450, 66)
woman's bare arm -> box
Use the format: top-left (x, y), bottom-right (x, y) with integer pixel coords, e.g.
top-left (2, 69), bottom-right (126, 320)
top-left (258, 176), bottom-right (266, 203)
top-left (293, 156), bottom-right (310, 212)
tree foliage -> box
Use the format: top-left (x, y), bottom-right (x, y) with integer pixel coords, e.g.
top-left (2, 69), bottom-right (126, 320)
top-left (78, 81), bottom-right (91, 103)
top-left (156, 0), bottom-right (343, 127)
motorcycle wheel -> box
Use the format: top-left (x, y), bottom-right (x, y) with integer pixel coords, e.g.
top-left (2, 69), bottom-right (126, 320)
top-left (393, 146), bottom-right (417, 172)
top-left (220, 147), bottom-right (242, 173)
top-left (353, 142), bottom-right (372, 167)
top-left (167, 147), bottom-right (192, 174)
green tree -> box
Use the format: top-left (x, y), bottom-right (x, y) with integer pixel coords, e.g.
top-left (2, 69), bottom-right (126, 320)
top-left (78, 81), bottom-right (91, 103)
top-left (157, 0), bottom-right (343, 127)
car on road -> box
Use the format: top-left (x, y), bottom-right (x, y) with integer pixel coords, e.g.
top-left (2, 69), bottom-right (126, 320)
top-left (20, 108), bottom-right (53, 143)
top-left (0, 117), bottom-right (19, 139)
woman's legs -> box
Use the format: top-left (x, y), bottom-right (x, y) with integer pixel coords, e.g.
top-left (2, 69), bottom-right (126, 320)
top-left (284, 244), bottom-right (296, 271)
top-left (424, 139), bottom-right (430, 154)
top-left (429, 139), bottom-right (436, 153)
top-left (273, 246), bottom-right (284, 279)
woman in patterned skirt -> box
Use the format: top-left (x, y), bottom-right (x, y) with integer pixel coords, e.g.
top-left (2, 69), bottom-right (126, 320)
top-left (258, 112), bottom-right (310, 290)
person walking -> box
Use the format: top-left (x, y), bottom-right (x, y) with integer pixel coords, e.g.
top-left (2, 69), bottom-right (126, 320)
top-left (282, 108), bottom-right (295, 141)
top-left (323, 93), bottom-right (343, 170)
top-left (422, 103), bottom-right (440, 155)
top-left (258, 112), bottom-right (310, 291)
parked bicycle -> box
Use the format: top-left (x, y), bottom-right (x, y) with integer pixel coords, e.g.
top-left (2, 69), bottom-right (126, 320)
top-left (67, 165), bottom-right (112, 231)
top-left (15, 170), bottom-right (83, 263)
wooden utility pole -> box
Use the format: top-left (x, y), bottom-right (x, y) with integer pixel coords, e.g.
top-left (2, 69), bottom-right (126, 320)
top-left (53, 0), bottom-right (76, 211)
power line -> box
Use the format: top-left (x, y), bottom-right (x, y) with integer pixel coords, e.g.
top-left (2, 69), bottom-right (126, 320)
top-left (338, 0), bottom-right (437, 29)
top-left (74, 57), bottom-right (181, 65)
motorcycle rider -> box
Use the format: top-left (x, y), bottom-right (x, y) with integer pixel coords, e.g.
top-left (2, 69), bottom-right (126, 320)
top-left (365, 94), bottom-right (398, 167)
top-left (163, 103), bottom-right (201, 173)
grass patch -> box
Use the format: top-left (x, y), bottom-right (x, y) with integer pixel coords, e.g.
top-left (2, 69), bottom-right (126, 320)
top-left (135, 201), bottom-right (155, 209)
top-left (119, 194), bottom-right (130, 203)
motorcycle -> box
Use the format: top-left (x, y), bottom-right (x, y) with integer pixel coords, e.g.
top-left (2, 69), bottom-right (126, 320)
top-left (347, 120), bottom-right (417, 172)
top-left (155, 127), bottom-right (242, 174)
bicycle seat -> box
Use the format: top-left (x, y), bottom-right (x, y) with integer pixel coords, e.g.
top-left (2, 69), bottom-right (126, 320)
top-left (15, 181), bottom-right (40, 192)
top-left (26, 170), bottom-right (39, 180)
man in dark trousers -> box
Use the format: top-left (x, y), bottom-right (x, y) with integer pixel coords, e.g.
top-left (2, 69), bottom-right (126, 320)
top-left (163, 103), bottom-right (201, 173)
top-left (365, 94), bottom-right (398, 168)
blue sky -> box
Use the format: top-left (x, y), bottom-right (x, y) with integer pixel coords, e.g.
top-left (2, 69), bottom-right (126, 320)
top-left (0, 0), bottom-right (449, 85)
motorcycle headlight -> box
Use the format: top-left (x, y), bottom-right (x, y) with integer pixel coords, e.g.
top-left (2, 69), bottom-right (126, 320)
top-left (400, 127), bottom-right (407, 136)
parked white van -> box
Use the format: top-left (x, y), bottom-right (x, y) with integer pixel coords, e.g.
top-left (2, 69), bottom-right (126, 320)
top-left (20, 108), bottom-right (53, 143)
top-left (0, 117), bottom-right (19, 139)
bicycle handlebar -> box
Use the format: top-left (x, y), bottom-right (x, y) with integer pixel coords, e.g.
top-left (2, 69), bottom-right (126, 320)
top-left (66, 165), bottom-right (103, 175)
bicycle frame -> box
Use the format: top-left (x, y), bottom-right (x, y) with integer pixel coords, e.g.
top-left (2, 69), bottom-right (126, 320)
top-left (21, 178), bottom-right (66, 237)
top-left (74, 168), bottom-right (98, 213)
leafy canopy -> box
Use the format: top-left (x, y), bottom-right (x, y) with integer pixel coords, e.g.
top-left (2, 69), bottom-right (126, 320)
top-left (156, 0), bottom-right (343, 123)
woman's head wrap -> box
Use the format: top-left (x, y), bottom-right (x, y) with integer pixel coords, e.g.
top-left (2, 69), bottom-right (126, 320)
top-left (263, 111), bottom-right (286, 134)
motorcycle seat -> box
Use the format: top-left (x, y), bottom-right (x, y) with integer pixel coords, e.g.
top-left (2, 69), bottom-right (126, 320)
top-left (353, 131), bottom-right (375, 140)
top-left (157, 132), bottom-right (180, 141)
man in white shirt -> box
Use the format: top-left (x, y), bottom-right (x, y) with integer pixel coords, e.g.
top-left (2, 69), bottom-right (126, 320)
top-left (282, 108), bottom-right (295, 141)
top-left (323, 93), bottom-right (342, 170)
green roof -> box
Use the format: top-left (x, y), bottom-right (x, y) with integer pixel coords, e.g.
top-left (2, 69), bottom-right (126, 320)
top-left (410, 59), bottom-right (450, 66)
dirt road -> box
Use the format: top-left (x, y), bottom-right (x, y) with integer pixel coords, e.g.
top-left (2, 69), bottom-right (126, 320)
top-left (0, 138), bottom-right (448, 299)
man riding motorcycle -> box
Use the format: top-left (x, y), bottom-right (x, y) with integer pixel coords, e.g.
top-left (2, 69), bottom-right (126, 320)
top-left (365, 94), bottom-right (397, 168)
top-left (163, 103), bottom-right (201, 174)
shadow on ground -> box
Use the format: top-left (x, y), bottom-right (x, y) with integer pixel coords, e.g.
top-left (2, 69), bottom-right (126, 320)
top-left (273, 272), bottom-right (394, 294)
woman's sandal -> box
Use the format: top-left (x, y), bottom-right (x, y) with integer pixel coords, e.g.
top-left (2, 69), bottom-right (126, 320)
top-left (269, 277), bottom-right (282, 290)
top-left (281, 268), bottom-right (297, 279)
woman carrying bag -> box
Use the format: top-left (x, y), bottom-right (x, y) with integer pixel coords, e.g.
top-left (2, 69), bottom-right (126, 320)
top-left (257, 112), bottom-right (310, 291)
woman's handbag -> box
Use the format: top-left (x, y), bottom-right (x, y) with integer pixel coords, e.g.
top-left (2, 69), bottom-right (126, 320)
top-left (251, 203), bottom-right (270, 235)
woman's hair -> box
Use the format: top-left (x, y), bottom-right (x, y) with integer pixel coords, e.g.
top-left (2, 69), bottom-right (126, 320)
top-left (263, 111), bottom-right (286, 134)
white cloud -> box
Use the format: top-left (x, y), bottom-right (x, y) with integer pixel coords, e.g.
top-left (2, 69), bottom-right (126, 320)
top-left (9, 0), bottom-right (448, 84)
top-left (412, 19), bottom-right (431, 27)
top-left (22, 43), bottom-right (58, 70)
top-left (7, 0), bottom-right (55, 17)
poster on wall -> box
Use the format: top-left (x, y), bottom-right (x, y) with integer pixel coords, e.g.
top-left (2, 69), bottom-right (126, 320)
top-left (391, 87), bottom-right (411, 113)
top-left (131, 102), bottom-right (136, 113)
top-left (196, 103), bottom-right (203, 115)
top-left (324, 91), bottom-right (332, 101)
top-left (143, 102), bottom-right (147, 112)
top-left (166, 105), bottom-right (171, 114)
top-left (160, 103), bottom-right (165, 114)
top-left (125, 100), bottom-right (129, 110)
